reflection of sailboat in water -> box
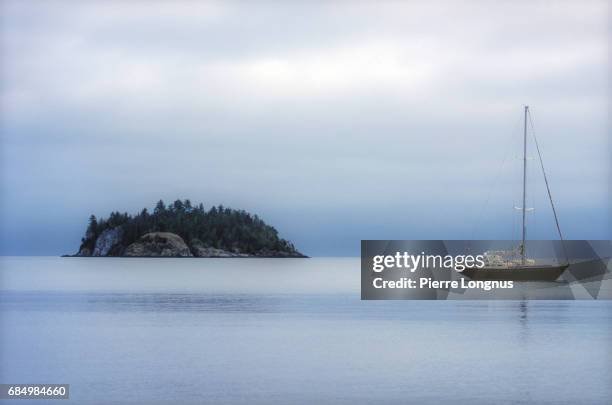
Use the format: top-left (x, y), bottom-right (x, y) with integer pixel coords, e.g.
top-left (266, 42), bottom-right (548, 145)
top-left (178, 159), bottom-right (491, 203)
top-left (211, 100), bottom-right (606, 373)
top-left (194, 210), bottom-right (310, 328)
top-left (463, 106), bottom-right (569, 281)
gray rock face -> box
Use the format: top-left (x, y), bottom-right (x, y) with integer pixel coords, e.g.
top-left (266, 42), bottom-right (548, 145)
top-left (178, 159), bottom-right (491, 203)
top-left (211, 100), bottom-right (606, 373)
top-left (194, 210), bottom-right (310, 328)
top-left (92, 227), bottom-right (124, 256)
top-left (76, 246), bottom-right (92, 256)
top-left (189, 239), bottom-right (306, 258)
top-left (254, 249), bottom-right (307, 258)
top-left (191, 245), bottom-right (249, 258)
top-left (124, 232), bottom-right (193, 257)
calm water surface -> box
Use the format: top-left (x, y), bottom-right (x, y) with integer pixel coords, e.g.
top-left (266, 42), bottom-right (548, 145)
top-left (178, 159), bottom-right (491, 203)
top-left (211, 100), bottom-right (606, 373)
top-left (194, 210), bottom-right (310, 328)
top-left (1, 257), bottom-right (611, 404)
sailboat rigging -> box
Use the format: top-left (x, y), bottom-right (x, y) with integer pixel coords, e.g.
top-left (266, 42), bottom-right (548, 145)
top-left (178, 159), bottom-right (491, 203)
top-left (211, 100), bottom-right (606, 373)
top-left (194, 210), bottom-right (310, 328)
top-left (462, 106), bottom-right (569, 281)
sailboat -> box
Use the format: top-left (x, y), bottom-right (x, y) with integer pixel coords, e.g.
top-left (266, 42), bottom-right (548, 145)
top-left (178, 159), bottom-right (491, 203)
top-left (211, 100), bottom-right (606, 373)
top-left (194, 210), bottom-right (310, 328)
top-left (462, 106), bottom-right (569, 281)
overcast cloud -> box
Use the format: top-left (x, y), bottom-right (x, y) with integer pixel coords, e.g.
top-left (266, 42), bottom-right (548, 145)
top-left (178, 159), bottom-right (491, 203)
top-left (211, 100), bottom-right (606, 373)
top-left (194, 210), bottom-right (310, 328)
top-left (1, 0), bottom-right (609, 255)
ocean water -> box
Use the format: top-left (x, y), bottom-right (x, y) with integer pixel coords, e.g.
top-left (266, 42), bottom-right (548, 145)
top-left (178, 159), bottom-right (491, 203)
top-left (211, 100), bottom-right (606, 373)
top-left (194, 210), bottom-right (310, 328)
top-left (0, 257), bottom-right (611, 404)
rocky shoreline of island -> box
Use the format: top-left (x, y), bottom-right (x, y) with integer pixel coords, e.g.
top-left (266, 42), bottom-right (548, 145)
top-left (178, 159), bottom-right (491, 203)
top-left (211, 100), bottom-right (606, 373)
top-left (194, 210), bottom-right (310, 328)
top-left (68, 200), bottom-right (307, 258)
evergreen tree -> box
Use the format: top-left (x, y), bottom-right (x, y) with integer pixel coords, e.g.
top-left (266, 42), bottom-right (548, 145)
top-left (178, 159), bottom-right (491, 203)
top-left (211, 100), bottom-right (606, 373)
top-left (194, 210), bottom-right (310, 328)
top-left (154, 200), bottom-right (166, 215)
top-left (86, 215), bottom-right (98, 237)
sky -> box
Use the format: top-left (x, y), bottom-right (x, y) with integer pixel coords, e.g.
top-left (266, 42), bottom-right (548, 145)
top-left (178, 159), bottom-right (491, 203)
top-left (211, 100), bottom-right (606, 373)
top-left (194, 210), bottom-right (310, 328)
top-left (0, 0), bottom-right (610, 256)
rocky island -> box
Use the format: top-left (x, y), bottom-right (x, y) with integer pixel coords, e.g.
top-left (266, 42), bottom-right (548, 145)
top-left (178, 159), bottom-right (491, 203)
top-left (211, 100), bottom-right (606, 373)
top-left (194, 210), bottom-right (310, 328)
top-left (72, 199), bottom-right (306, 258)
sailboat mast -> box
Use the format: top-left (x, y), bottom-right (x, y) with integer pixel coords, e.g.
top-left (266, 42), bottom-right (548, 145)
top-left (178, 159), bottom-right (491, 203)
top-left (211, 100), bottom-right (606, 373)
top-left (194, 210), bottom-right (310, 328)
top-left (521, 105), bottom-right (528, 265)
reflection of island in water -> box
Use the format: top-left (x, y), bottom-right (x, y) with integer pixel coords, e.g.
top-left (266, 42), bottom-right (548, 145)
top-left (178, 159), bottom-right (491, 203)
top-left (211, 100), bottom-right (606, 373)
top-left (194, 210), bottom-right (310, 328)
top-left (70, 199), bottom-right (306, 258)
